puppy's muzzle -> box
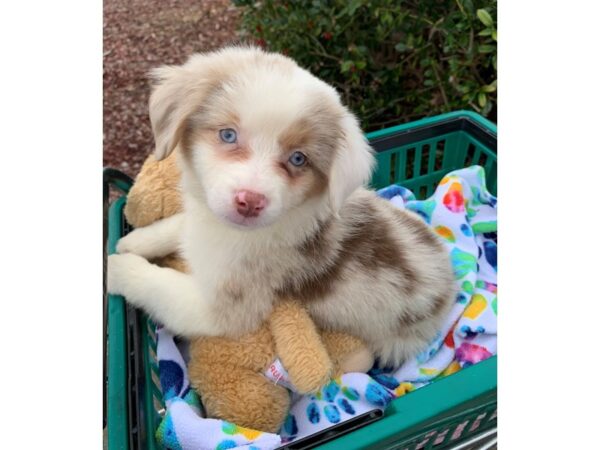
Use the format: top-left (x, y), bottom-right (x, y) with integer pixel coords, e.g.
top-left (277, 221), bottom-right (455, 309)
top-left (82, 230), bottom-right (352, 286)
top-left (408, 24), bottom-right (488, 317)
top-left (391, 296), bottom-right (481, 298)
top-left (234, 190), bottom-right (268, 218)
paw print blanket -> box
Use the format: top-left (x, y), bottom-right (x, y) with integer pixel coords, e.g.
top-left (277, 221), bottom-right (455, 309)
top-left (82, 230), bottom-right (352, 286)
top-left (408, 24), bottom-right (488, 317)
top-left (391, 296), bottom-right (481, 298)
top-left (154, 165), bottom-right (497, 449)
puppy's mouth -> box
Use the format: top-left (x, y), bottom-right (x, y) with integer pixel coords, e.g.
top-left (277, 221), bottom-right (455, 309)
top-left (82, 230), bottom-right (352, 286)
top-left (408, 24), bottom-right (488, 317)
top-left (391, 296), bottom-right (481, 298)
top-left (222, 212), bottom-right (268, 229)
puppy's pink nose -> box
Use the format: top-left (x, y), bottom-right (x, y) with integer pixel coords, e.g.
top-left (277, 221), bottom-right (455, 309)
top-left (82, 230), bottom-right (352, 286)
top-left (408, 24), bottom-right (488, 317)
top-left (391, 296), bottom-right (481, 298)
top-left (234, 190), bottom-right (267, 218)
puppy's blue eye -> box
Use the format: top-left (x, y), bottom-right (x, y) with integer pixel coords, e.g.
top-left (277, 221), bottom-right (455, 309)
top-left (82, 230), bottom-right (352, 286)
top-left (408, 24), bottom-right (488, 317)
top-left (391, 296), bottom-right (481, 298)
top-left (289, 151), bottom-right (307, 167)
top-left (219, 128), bottom-right (237, 143)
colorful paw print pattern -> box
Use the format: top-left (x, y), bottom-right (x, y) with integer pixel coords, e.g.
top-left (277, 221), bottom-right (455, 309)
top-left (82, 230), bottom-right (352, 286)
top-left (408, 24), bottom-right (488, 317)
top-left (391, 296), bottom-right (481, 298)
top-left (156, 413), bottom-right (180, 450)
top-left (155, 396), bottom-right (281, 450)
top-left (443, 182), bottom-right (466, 213)
top-left (152, 166), bottom-right (497, 450)
top-left (451, 248), bottom-right (478, 279)
top-left (435, 225), bottom-right (456, 243)
top-left (372, 165), bottom-right (497, 397)
top-left (377, 184), bottom-right (416, 202)
top-left (281, 374), bottom-right (396, 443)
top-left (159, 360), bottom-right (186, 402)
top-left (455, 343), bottom-right (493, 367)
top-left (156, 327), bottom-right (192, 406)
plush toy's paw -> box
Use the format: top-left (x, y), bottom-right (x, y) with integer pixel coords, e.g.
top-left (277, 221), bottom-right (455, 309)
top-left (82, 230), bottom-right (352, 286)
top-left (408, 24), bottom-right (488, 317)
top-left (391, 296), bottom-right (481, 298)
top-left (269, 301), bottom-right (334, 394)
top-left (189, 364), bottom-right (290, 433)
top-left (338, 346), bottom-right (375, 374)
top-left (321, 331), bottom-right (375, 377)
top-left (106, 253), bottom-right (149, 301)
top-left (288, 355), bottom-right (333, 394)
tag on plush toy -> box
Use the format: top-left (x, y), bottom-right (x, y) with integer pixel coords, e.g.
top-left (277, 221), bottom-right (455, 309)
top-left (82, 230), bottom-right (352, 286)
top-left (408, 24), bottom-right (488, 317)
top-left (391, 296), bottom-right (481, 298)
top-left (264, 358), bottom-right (296, 391)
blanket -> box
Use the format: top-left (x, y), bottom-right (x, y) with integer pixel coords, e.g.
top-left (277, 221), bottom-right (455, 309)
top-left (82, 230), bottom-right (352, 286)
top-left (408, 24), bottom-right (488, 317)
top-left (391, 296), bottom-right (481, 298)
top-left (155, 165), bottom-right (498, 450)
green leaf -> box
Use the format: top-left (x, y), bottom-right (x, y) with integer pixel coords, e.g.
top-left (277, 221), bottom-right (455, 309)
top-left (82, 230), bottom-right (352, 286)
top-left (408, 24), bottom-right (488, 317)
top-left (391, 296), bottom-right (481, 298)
top-left (478, 92), bottom-right (487, 108)
top-left (347, 0), bottom-right (363, 15)
top-left (478, 44), bottom-right (495, 54)
top-left (340, 60), bottom-right (354, 73)
top-left (394, 42), bottom-right (408, 52)
top-left (478, 29), bottom-right (492, 36)
top-left (355, 60), bottom-right (367, 70)
top-left (481, 100), bottom-right (493, 116)
top-left (463, 0), bottom-right (475, 13)
top-left (477, 9), bottom-right (494, 27)
top-left (492, 29), bottom-right (497, 41)
top-left (481, 80), bottom-right (497, 93)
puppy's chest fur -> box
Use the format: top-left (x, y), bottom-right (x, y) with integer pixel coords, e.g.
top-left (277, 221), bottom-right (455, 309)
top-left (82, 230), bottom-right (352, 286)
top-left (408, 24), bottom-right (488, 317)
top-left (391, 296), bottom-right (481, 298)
top-left (181, 215), bottom-right (306, 335)
top-left (182, 188), bottom-right (454, 368)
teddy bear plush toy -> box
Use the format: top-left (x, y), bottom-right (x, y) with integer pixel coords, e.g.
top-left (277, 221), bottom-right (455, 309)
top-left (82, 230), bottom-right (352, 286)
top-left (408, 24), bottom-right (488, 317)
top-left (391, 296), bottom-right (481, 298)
top-left (123, 151), bottom-right (374, 432)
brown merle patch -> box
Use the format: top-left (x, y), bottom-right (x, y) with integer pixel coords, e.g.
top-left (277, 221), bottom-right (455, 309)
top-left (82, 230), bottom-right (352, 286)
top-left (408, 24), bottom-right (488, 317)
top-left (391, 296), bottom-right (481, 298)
top-left (396, 209), bottom-right (443, 249)
top-left (277, 199), bottom-right (419, 302)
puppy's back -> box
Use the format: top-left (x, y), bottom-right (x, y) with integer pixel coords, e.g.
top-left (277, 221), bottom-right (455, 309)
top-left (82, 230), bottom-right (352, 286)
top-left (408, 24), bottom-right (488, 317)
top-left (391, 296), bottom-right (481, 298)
top-left (303, 188), bottom-right (455, 367)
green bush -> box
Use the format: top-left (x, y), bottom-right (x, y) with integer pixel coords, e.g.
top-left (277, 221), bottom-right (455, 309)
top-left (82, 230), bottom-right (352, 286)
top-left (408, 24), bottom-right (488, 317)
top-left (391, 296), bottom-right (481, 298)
top-left (232, 0), bottom-right (497, 131)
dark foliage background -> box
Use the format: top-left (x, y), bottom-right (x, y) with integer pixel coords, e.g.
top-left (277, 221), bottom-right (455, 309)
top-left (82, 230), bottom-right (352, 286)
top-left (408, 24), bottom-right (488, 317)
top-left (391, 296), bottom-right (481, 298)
top-left (233, 0), bottom-right (497, 131)
top-left (104, 0), bottom-right (497, 175)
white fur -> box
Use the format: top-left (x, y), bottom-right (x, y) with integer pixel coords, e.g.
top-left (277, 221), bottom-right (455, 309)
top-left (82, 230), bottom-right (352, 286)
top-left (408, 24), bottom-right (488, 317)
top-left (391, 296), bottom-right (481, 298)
top-left (116, 213), bottom-right (184, 258)
top-left (107, 252), bottom-right (220, 336)
top-left (328, 114), bottom-right (375, 214)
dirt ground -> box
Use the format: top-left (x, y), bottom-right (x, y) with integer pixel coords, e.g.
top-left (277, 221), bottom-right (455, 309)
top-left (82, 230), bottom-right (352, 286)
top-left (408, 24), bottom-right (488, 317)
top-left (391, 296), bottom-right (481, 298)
top-left (103, 0), bottom-right (240, 177)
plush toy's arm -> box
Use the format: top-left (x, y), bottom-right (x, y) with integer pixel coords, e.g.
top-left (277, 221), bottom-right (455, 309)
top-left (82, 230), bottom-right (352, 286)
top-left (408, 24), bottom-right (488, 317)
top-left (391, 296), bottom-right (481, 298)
top-left (269, 300), bottom-right (332, 394)
top-left (117, 213), bottom-right (184, 259)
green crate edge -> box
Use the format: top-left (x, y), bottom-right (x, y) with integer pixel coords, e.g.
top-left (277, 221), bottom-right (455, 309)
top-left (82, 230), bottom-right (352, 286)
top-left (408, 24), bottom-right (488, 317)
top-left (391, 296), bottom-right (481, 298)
top-left (107, 197), bottom-right (129, 450)
top-left (107, 196), bottom-right (162, 450)
top-left (315, 358), bottom-right (497, 450)
top-left (107, 110), bottom-right (497, 450)
top-left (365, 109), bottom-right (497, 141)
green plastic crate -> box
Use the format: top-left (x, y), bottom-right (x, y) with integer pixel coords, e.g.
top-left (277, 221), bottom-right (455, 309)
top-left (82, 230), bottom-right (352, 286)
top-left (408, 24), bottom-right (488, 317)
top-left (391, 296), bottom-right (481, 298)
top-left (104, 110), bottom-right (497, 450)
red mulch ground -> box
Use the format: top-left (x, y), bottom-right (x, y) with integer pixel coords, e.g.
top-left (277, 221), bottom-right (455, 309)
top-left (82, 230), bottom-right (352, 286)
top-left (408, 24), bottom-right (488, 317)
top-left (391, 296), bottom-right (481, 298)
top-left (103, 0), bottom-right (240, 178)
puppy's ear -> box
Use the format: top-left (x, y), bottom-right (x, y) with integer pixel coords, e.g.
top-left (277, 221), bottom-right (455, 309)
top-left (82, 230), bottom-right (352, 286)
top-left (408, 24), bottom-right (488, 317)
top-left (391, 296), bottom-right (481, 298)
top-left (148, 54), bottom-right (225, 161)
top-left (148, 65), bottom-right (191, 161)
top-left (329, 114), bottom-right (375, 212)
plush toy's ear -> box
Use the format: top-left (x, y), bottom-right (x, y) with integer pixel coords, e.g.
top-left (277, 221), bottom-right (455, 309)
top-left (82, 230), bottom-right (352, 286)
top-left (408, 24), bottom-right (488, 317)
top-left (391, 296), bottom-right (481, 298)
top-left (328, 114), bottom-right (376, 213)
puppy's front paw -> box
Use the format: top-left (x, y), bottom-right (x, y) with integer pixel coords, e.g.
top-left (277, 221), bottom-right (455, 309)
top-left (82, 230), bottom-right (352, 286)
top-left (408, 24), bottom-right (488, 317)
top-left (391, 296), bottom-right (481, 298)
top-left (116, 229), bottom-right (147, 255)
top-left (106, 253), bottom-right (149, 301)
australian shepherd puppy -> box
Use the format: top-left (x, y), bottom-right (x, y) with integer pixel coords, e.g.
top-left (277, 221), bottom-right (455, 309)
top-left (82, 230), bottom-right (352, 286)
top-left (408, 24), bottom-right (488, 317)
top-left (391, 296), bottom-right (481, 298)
top-left (107, 46), bottom-right (455, 367)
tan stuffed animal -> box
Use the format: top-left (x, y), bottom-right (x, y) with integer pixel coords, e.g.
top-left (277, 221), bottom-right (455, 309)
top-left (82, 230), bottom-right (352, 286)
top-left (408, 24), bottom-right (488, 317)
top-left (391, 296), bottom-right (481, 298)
top-left (123, 152), bottom-right (374, 432)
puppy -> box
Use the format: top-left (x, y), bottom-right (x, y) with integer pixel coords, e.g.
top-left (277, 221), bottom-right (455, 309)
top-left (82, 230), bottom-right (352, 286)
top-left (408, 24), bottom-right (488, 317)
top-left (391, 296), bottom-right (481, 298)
top-left (108, 46), bottom-right (455, 367)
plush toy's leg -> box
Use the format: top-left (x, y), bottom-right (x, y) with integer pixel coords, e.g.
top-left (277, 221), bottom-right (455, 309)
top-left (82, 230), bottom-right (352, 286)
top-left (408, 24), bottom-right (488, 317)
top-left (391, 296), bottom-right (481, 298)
top-left (321, 331), bottom-right (375, 376)
top-left (188, 328), bottom-right (289, 433)
top-left (107, 253), bottom-right (222, 336)
top-left (269, 301), bottom-right (333, 394)
top-left (116, 212), bottom-right (184, 259)
top-left (191, 365), bottom-right (290, 433)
